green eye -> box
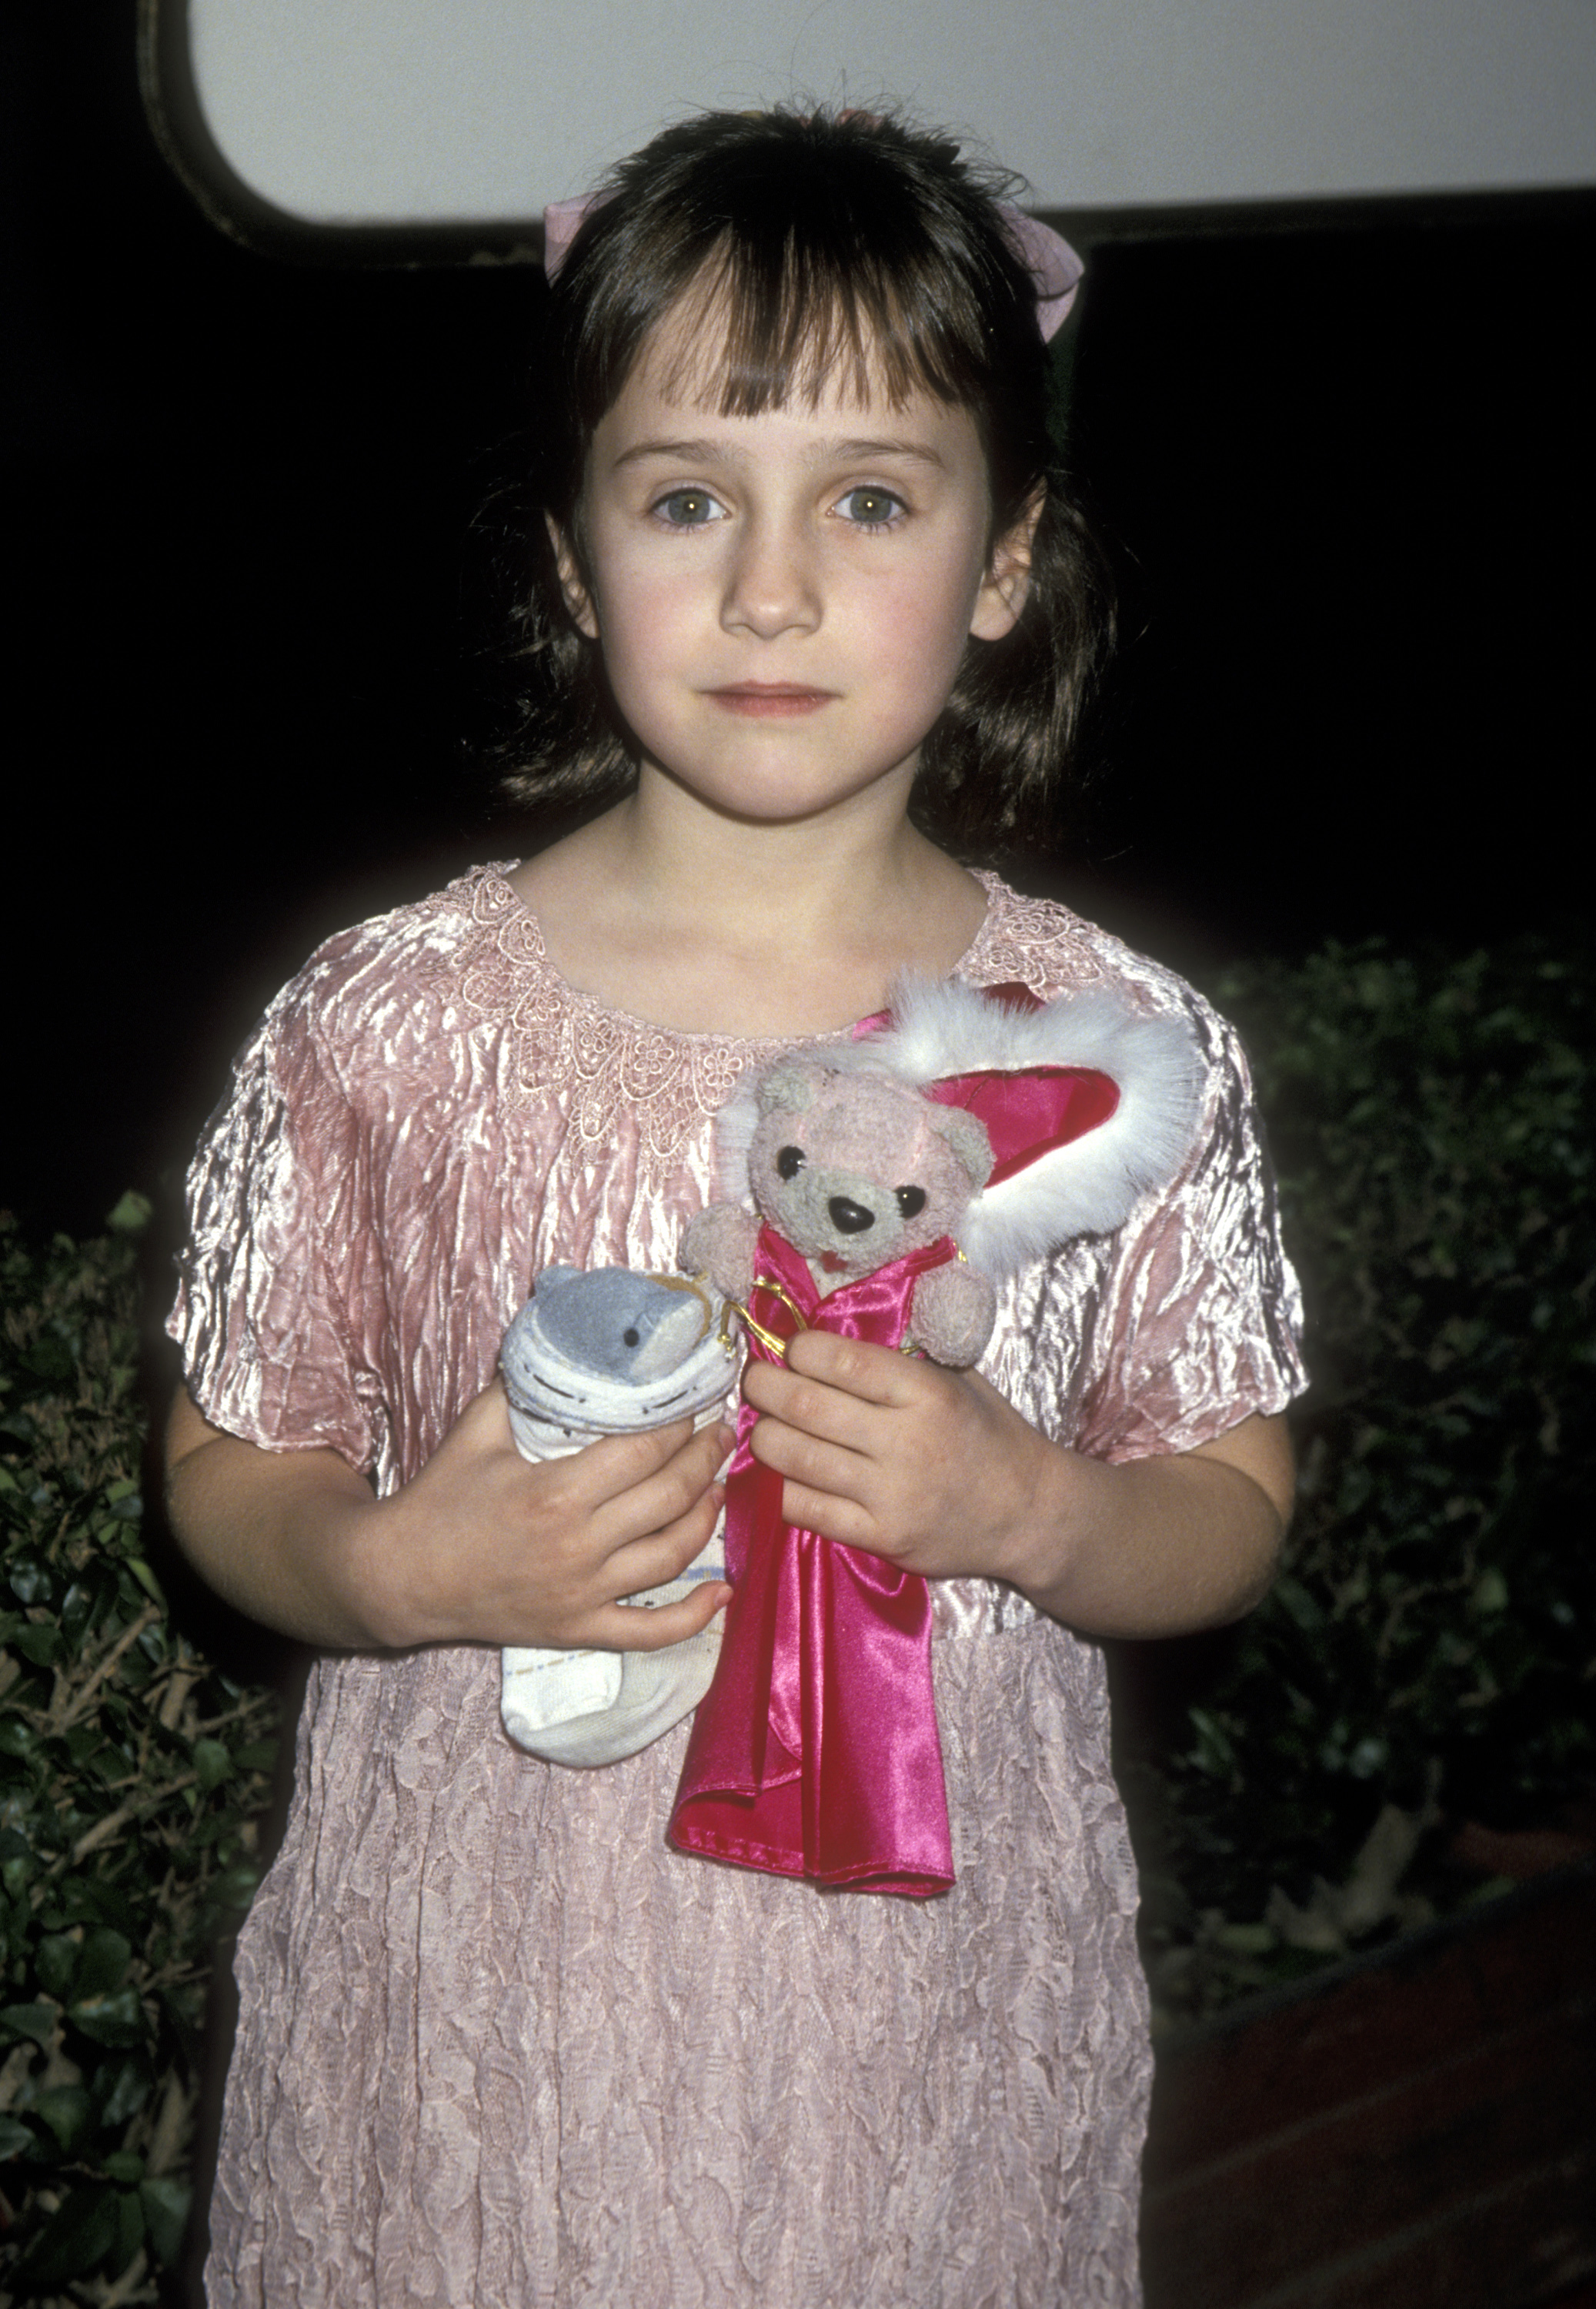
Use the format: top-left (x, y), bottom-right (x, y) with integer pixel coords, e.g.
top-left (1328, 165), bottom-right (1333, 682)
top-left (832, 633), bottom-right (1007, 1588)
top-left (657, 490), bottom-right (722, 527)
top-left (838, 487), bottom-right (903, 527)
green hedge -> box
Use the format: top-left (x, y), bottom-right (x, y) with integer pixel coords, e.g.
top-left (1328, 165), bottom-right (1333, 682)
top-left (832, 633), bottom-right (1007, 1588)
top-left (0, 1199), bottom-right (279, 2304)
top-left (1127, 937), bottom-right (1595, 2025)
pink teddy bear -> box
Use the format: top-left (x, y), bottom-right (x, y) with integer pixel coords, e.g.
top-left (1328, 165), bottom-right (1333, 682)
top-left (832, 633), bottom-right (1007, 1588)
top-left (683, 1053), bottom-right (997, 1368)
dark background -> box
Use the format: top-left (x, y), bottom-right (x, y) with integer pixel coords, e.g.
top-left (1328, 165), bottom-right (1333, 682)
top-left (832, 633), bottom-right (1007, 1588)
top-left (5, 3), bottom-right (1592, 1244)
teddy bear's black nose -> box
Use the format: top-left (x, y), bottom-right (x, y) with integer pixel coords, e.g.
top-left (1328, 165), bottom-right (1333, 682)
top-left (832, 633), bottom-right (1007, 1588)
top-left (828, 1196), bottom-right (876, 1235)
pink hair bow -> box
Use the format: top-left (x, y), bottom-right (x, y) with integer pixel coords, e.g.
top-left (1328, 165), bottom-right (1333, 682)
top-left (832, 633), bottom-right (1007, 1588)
top-left (541, 195), bottom-right (599, 283)
top-left (541, 193), bottom-right (1081, 341)
top-left (999, 207), bottom-right (1083, 340)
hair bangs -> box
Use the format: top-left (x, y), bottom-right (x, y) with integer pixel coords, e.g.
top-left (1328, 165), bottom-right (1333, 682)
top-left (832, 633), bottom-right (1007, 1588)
top-left (653, 230), bottom-right (994, 422)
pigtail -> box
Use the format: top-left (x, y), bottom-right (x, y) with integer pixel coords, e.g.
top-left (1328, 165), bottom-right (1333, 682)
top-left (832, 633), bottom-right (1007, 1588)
top-left (917, 477), bottom-right (1116, 858)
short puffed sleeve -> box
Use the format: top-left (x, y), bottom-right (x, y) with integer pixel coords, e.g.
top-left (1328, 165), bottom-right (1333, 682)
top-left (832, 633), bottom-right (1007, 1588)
top-left (1071, 993), bottom-right (1307, 1463)
top-left (168, 991), bottom-right (387, 1473)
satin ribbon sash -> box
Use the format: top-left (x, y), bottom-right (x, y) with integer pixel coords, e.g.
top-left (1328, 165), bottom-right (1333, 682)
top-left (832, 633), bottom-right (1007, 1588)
top-left (669, 1224), bottom-right (957, 1896)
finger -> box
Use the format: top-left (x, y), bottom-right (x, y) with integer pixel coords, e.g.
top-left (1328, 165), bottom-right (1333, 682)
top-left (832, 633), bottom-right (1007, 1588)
top-left (589, 1429), bottom-right (733, 1559)
top-left (748, 1412), bottom-right (880, 1516)
top-left (600, 1479), bottom-right (727, 1599)
top-left (767, 1475), bottom-right (876, 1552)
top-left (742, 1358), bottom-right (883, 1452)
top-left (586, 1578), bottom-right (734, 1654)
top-left (573, 1415), bottom-right (696, 1496)
top-left (576, 1416), bottom-right (733, 1512)
top-left (781, 1328), bottom-right (934, 1407)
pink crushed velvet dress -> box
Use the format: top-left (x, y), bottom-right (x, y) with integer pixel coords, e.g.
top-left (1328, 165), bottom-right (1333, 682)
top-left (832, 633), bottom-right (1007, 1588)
top-left (170, 865), bottom-right (1305, 2308)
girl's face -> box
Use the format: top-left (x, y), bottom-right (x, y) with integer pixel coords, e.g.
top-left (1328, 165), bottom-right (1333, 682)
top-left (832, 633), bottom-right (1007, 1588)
top-left (555, 299), bottom-right (1036, 830)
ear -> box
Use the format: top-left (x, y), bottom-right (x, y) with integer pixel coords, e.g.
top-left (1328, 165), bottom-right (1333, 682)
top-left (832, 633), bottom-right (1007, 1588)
top-left (755, 1056), bottom-right (829, 1117)
top-left (930, 1101), bottom-right (994, 1188)
top-left (545, 513), bottom-right (599, 641)
top-left (970, 484), bottom-right (1044, 643)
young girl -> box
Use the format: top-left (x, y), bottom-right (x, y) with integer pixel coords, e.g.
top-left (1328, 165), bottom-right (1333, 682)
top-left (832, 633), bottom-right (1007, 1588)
top-left (166, 107), bottom-right (1304, 2307)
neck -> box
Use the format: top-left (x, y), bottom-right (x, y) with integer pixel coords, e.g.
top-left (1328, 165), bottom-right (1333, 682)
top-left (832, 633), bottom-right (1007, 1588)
top-left (512, 765), bottom-right (988, 1039)
top-left (610, 764), bottom-right (935, 951)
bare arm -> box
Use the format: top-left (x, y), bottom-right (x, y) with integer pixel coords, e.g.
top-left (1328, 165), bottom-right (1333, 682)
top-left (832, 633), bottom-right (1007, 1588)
top-left (165, 1385), bottom-right (733, 1653)
top-left (742, 1335), bottom-right (1293, 1639)
top-left (999, 1398), bottom-right (1292, 1636)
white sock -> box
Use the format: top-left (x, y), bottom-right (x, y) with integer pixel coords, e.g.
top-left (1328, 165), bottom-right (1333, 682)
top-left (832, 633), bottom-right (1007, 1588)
top-left (499, 1290), bottom-right (733, 1766)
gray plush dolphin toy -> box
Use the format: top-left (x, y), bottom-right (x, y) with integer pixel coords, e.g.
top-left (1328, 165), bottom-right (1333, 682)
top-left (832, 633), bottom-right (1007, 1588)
top-left (499, 1267), bottom-right (737, 1766)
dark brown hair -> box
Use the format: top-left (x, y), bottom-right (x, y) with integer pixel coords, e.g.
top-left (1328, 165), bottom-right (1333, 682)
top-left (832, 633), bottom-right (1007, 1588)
top-left (499, 105), bottom-right (1112, 857)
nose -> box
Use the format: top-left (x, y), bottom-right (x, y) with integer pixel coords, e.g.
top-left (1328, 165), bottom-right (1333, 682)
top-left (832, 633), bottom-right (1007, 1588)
top-left (827, 1197), bottom-right (875, 1235)
top-left (721, 515), bottom-right (821, 640)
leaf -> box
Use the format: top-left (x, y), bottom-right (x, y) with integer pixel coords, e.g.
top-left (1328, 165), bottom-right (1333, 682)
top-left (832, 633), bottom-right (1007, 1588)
top-left (57, 1876), bottom-right (136, 1929)
top-left (7, 1559), bottom-right (52, 1606)
top-left (35, 1932), bottom-right (78, 2000)
top-left (95, 2050), bottom-right (152, 2127)
top-left (59, 1579), bottom-right (94, 1639)
top-left (32, 2083), bottom-right (95, 2153)
top-left (1187, 1707), bottom-right (1238, 1777)
top-left (23, 1332), bottom-right (75, 1387)
top-left (1471, 1567), bottom-right (1510, 1616)
top-left (111, 2183), bottom-right (147, 2274)
top-left (12, 1622), bottom-right (62, 1669)
top-left (127, 1556), bottom-right (167, 1607)
top-left (1274, 1576), bottom-right (1324, 1632)
top-left (192, 1737), bottom-right (232, 1791)
top-left (11, 2181), bottom-right (121, 2285)
top-left (73, 1926), bottom-right (133, 2000)
top-left (0, 2111), bottom-right (36, 2161)
top-left (105, 1191), bottom-right (152, 1235)
top-left (209, 1862), bottom-right (262, 1913)
top-left (139, 2174), bottom-right (192, 2268)
top-left (69, 1984), bottom-right (149, 2050)
top-left (0, 2001), bottom-right (58, 2049)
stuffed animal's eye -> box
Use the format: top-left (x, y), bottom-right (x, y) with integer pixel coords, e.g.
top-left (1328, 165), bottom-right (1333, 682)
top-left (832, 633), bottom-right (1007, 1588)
top-left (776, 1146), bottom-right (806, 1181)
top-left (895, 1185), bottom-right (927, 1219)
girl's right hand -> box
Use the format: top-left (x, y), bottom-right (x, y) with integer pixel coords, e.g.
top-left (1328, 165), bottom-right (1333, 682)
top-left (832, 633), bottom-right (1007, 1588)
top-left (359, 1385), bottom-right (735, 1652)
top-left (165, 1384), bottom-right (733, 1656)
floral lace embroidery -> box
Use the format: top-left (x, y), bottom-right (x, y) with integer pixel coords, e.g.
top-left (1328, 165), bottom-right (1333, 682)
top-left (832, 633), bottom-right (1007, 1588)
top-left (436, 864), bottom-right (1121, 1159)
top-left (436, 867), bottom-right (788, 1158)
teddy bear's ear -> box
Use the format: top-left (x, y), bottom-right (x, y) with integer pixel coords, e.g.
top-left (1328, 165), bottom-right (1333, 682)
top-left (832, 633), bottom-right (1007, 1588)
top-left (930, 1101), bottom-right (993, 1188)
top-left (755, 1056), bottom-right (830, 1117)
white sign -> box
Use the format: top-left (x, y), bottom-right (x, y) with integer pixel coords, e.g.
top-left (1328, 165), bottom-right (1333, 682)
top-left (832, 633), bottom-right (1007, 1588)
top-left (151, 0), bottom-right (1596, 234)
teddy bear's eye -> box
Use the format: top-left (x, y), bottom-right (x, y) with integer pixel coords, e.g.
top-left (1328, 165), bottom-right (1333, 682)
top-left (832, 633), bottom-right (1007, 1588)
top-left (895, 1185), bottom-right (927, 1219)
top-left (776, 1146), bottom-right (806, 1181)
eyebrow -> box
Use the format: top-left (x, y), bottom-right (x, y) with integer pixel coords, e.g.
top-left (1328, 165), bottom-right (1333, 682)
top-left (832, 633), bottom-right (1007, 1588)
top-left (611, 435), bottom-right (949, 473)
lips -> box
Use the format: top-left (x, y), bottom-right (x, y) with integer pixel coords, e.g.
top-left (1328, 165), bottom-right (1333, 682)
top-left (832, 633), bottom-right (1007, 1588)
top-left (705, 683), bottom-right (835, 718)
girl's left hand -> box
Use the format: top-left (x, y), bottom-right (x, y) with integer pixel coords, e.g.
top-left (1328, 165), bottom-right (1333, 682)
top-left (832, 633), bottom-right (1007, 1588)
top-left (741, 1330), bottom-right (1054, 1587)
top-left (743, 1331), bottom-right (1297, 1639)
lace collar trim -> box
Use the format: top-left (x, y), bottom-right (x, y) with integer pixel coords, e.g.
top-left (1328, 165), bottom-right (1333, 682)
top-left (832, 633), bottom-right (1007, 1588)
top-left (438, 862), bottom-right (1108, 1154)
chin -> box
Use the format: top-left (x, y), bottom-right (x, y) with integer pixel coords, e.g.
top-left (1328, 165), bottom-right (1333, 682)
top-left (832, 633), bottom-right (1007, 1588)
top-left (644, 742), bottom-right (923, 829)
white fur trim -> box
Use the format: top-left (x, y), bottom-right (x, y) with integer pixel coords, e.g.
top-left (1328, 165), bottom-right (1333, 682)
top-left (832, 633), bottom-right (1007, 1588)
top-left (829, 974), bottom-right (1207, 1277)
top-left (709, 974), bottom-right (1206, 1277)
top-left (710, 1078), bottom-right (765, 1205)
